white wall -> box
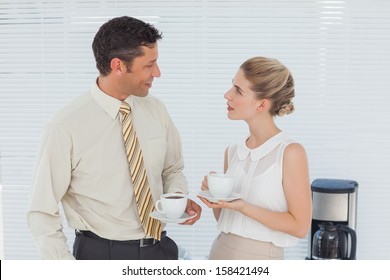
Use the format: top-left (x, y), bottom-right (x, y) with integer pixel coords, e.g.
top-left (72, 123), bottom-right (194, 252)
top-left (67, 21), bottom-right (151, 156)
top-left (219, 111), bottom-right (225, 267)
top-left (0, 0), bottom-right (389, 260)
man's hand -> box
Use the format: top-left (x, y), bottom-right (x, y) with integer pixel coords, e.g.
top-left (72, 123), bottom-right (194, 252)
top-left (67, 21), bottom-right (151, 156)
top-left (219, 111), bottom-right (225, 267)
top-left (181, 199), bottom-right (202, 225)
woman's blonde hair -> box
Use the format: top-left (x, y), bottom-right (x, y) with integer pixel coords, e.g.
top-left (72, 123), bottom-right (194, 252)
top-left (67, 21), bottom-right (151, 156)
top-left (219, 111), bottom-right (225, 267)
top-left (240, 56), bottom-right (295, 117)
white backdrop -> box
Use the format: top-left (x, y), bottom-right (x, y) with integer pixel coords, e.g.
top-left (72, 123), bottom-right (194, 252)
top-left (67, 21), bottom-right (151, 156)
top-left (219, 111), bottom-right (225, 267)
top-left (0, 0), bottom-right (390, 260)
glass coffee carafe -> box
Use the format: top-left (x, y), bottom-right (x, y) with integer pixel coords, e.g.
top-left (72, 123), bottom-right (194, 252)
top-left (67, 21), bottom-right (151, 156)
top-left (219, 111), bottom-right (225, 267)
top-left (312, 222), bottom-right (356, 260)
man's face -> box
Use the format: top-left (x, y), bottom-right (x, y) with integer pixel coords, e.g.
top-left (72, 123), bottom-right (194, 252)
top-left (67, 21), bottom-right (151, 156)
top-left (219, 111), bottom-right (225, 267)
top-left (121, 44), bottom-right (161, 97)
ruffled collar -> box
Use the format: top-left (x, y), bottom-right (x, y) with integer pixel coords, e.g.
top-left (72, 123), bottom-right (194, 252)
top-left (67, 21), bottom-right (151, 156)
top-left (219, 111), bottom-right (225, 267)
top-left (237, 132), bottom-right (288, 161)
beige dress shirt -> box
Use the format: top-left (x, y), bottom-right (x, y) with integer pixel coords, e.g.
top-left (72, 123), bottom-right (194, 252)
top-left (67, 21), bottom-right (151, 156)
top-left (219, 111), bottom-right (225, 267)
top-left (27, 82), bottom-right (188, 259)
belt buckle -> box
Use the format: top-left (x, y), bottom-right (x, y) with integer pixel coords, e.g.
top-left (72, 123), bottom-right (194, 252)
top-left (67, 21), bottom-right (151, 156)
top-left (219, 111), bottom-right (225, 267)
top-left (139, 238), bottom-right (156, 247)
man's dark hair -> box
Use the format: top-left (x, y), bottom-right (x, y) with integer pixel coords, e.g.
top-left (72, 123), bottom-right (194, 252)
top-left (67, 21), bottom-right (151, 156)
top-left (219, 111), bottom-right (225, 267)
top-left (92, 16), bottom-right (163, 75)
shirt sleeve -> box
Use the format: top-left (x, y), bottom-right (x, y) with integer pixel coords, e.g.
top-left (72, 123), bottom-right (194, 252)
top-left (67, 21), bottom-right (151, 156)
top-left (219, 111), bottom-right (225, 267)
top-left (27, 123), bottom-right (75, 260)
top-left (160, 105), bottom-right (189, 195)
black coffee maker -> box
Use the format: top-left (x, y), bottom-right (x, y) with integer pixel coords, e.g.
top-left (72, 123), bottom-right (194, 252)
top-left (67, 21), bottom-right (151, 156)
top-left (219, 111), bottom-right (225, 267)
top-left (307, 178), bottom-right (358, 260)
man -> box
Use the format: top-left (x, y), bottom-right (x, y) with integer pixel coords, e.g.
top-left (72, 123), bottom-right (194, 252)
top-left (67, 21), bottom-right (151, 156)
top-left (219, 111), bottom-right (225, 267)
top-left (27, 16), bottom-right (201, 260)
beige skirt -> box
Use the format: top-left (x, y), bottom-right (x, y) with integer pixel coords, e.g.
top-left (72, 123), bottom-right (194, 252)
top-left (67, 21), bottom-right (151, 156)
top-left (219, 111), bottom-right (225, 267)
top-left (208, 232), bottom-right (284, 260)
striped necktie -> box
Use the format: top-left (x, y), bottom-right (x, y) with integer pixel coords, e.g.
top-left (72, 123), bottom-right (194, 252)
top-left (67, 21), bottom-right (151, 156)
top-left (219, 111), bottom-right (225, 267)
top-left (119, 101), bottom-right (162, 240)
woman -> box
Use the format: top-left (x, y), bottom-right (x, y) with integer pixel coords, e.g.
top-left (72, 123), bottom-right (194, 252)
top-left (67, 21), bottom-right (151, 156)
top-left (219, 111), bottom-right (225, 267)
top-left (198, 57), bottom-right (312, 260)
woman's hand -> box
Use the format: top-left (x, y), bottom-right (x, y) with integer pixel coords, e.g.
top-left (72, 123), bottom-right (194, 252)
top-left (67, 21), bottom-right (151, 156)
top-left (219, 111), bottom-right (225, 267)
top-left (200, 171), bottom-right (216, 192)
top-left (198, 196), bottom-right (245, 212)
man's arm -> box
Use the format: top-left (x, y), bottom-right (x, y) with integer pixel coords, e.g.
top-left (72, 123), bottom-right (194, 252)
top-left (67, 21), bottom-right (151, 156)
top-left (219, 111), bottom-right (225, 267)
top-left (160, 105), bottom-right (188, 195)
top-left (159, 105), bottom-right (202, 224)
top-left (27, 123), bottom-right (74, 259)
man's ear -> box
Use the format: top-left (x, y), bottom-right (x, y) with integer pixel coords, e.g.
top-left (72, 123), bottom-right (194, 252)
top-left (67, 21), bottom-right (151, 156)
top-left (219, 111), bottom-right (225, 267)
top-left (110, 58), bottom-right (125, 74)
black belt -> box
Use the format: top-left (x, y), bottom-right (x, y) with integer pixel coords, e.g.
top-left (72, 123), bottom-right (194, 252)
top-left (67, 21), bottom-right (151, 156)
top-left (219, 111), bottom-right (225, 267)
top-left (75, 230), bottom-right (166, 248)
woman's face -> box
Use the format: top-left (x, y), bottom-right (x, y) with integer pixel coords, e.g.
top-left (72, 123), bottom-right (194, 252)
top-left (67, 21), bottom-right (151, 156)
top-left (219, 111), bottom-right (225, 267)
top-left (224, 69), bottom-right (262, 121)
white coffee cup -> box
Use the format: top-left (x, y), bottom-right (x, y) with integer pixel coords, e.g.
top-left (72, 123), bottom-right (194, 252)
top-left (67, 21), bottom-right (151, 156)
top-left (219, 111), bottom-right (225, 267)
top-left (207, 173), bottom-right (234, 198)
top-left (155, 193), bottom-right (187, 219)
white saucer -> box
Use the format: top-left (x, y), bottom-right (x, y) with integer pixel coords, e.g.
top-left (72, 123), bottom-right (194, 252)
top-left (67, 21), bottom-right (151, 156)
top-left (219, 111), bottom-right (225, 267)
top-left (150, 211), bottom-right (197, 223)
top-left (198, 190), bottom-right (243, 203)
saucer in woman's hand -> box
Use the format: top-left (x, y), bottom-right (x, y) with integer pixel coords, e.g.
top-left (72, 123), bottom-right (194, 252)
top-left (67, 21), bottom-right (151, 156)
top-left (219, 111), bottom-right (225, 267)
top-left (198, 190), bottom-right (243, 203)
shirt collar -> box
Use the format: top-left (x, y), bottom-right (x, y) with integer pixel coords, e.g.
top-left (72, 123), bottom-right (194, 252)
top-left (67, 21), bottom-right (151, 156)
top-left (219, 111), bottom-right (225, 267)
top-left (90, 81), bottom-right (135, 120)
top-left (237, 131), bottom-right (288, 161)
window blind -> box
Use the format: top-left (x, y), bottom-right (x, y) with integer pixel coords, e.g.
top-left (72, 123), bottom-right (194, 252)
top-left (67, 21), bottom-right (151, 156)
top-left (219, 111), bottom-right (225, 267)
top-left (0, 0), bottom-right (389, 259)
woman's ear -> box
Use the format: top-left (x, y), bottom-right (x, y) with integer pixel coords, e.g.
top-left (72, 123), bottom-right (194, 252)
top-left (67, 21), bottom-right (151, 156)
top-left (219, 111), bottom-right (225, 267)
top-left (257, 99), bottom-right (270, 112)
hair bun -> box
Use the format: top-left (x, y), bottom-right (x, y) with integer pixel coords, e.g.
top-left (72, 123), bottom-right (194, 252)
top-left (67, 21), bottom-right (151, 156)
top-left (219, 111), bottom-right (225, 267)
top-left (277, 101), bottom-right (294, 117)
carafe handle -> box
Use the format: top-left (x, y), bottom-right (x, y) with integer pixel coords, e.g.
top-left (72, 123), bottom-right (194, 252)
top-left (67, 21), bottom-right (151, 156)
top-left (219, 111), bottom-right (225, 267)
top-left (338, 225), bottom-right (357, 260)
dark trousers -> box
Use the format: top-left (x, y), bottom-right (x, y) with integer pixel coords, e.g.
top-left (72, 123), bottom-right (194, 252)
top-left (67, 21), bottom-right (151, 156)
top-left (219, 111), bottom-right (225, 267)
top-left (73, 230), bottom-right (178, 260)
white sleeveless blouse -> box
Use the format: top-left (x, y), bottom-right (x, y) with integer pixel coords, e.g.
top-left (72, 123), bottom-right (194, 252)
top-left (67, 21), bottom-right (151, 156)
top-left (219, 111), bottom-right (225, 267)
top-left (217, 131), bottom-right (300, 247)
